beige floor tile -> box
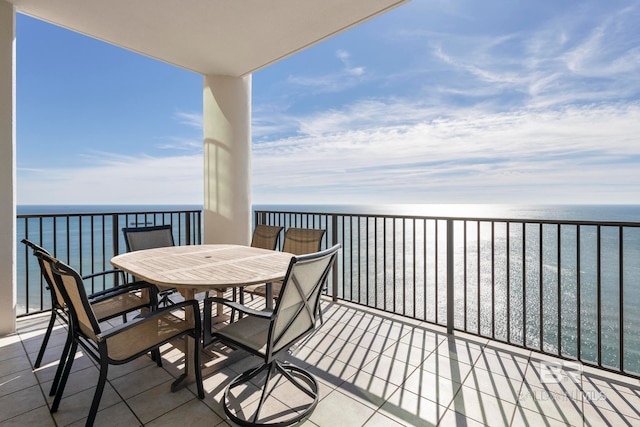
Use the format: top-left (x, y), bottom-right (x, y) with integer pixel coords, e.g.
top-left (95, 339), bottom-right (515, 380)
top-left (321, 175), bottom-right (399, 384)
top-left (0, 385), bottom-right (47, 423)
top-left (582, 400), bottom-right (640, 427)
top-left (438, 408), bottom-right (487, 427)
top-left (399, 367), bottom-right (462, 407)
top-left (510, 405), bottom-right (573, 427)
top-left (147, 397), bottom-right (223, 426)
top-left (0, 340), bottom-right (26, 364)
top-left (34, 350), bottom-right (96, 384)
top-left (420, 352), bottom-right (474, 384)
top-left (110, 363), bottom-right (174, 399)
top-left (522, 359), bottom-right (583, 397)
top-left (463, 367), bottom-right (524, 404)
top-left (0, 334), bottom-right (22, 348)
top-left (339, 370), bottom-right (400, 409)
top-left (0, 403), bottom-right (55, 427)
top-left (472, 349), bottom-right (529, 380)
top-left (0, 355), bottom-right (33, 379)
top-left (434, 336), bottom-right (486, 366)
top-left (320, 319), bottom-right (366, 342)
top-left (52, 382), bottom-right (123, 426)
top-left (380, 387), bottom-right (446, 427)
top-left (326, 341), bottom-right (380, 370)
top-left (517, 383), bottom-right (583, 426)
top-left (350, 330), bottom-right (400, 354)
top-left (22, 325), bottom-right (68, 355)
top-left (361, 354), bottom-right (419, 387)
top-left (397, 325), bottom-right (446, 348)
top-left (581, 374), bottom-right (640, 419)
top-left (381, 341), bottom-right (433, 367)
top-left (310, 390), bottom-right (375, 427)
top-left (451, 385), bottom-right (515, 427)
top-left (291, 332), bottom-right (347, 363)
top-left (66, 401), bottom-right (140, 427)
top-left (306, 354), bottom-right (360, 384)
top-left (125, 380), bottom-right (195, 424)
top-left (107, 354), bottom-right (157, 380)
top-left (42, 365), bottom-right (99, 399)
top-left (0, 368), bottom-right (39, 398)
top-left (362, 411), bottom-right (406, 427)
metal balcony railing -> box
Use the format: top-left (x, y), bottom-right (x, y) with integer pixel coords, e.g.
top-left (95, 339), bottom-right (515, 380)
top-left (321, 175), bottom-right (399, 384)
top-left (15, 206), bottom-right (640, 379)
top-left (17, 208), bottom-right (202, 316)
top-left (254, 208), bottom-right (640, 379)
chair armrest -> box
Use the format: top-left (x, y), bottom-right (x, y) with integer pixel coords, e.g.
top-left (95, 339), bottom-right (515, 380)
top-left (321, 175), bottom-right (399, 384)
top-left (97, 300), bottom-right (199, 341)
top-left (204, 296), bottom-right (273, 319)
top-left (88, 281), bottom-right (158, 304)
top-left (82, 269), bottom-right (125, 281)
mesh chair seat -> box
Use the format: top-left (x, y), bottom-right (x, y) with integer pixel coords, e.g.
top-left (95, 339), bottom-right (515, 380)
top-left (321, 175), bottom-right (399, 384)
top-left (214, 315), bottom-right (270, 355)
top-left (104, 311), bottom-right (193, 361)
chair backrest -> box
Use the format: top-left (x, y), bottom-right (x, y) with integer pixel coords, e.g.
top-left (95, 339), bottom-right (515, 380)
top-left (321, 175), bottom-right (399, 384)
top-left (282, 228), bottom-right (326, 255)
top-left (21, 239), bottom-right (66, 309)
top-left (251, 224), bottom-right (283, 250)
top-left (122, 225), bottom-right (175, 252)
top-left (36, 251), bottom-right (101, 341)
top-left (268, 244), bottom-right (340, 360)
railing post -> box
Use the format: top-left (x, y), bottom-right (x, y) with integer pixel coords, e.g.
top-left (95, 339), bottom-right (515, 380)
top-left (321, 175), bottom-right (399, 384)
top-left (447, 219), bottom-right (454, 335)
top-left (185, 213), bottom-right (192, 245)
top-left (112, 214), bottom-right (119, 256)
top-left (332, 214), bottom-right (339, 302)
top-left (112, 214), bottom-right (120, 287)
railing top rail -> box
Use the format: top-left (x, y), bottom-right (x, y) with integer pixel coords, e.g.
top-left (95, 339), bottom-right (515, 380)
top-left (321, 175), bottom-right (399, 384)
top-left (18, 209), bottom-right (202, 219)
top-left (254, 209), bottom-right (640, 228)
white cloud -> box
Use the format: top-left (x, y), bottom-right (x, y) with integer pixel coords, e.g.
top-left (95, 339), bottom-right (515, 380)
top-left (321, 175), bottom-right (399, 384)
top-left (252, 101), bottom-right (640, 204)
top-left (174, 111), bottom-right (203, 129)
top-left (286, 49), bottom-right (366, 92)
top-left (18, 153), bottom-right (203, 205)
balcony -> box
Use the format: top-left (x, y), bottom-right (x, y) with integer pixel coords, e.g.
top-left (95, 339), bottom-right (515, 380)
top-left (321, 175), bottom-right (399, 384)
top-left (4, 207), bottom-right (640, 426)
top-left (3, 295), bottom-right (640, 426)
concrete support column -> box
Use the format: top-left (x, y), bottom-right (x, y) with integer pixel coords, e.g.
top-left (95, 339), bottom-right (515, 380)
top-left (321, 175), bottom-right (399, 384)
top-left (0, 1), bottom-right (16, 335)
top-left (202, 74), bottom-right (252, 245)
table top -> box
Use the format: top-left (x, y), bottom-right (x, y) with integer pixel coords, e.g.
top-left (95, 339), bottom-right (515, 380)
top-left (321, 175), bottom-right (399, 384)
top-left (110, 244), bottom-right (294, 290)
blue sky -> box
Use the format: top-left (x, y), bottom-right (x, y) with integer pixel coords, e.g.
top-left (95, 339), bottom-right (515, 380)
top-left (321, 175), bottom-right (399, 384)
top-left (16, 0), bottom-right (640, 206)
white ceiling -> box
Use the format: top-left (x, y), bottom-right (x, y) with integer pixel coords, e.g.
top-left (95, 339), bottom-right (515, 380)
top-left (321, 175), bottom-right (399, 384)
top-left (9, 0), bottom-right (408, 76)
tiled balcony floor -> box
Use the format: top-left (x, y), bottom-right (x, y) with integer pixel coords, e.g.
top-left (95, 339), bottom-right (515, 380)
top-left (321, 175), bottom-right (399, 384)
top-left (2, 296), bottom-right (640, 426)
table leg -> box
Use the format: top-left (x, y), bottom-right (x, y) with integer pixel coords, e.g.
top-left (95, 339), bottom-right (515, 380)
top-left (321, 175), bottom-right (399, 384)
top-left (265, 282), bottom-right (273, 310)
top-left (171, 289), bottom-right (196, 392)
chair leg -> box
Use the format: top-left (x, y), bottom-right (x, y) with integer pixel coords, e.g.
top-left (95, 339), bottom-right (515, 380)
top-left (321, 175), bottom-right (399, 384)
top-left (86, 357), bottom-right (109, 427)
top-left (49, 326), bottom-right (74, 396)
top-left (194, 333), bottom-right (204, 399)
top-left (252, 362), bottom-right (277, 424)
top-left (151, 348), bottom-right (162, 367)
top-left (317, 301), bottom-right (324, 324)
top-left (230, 288), bottom-right (237, 323)
top-left (34, 309), bottom-right (58, 369)
top-left (50, 338), bottom-right (78, 413)
top-left (202, 298), bottom-right (213, 347)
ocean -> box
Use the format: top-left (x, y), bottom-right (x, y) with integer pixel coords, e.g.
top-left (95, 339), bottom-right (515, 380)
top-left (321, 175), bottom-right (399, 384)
top-left (16, 203), bottom-right (640, 374)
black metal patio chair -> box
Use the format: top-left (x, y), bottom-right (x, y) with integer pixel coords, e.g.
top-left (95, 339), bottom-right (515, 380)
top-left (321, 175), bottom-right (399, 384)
top-left (21, 238), bottom-right (158, 371)
top-left (37, 250), bottom-right (204, 427)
